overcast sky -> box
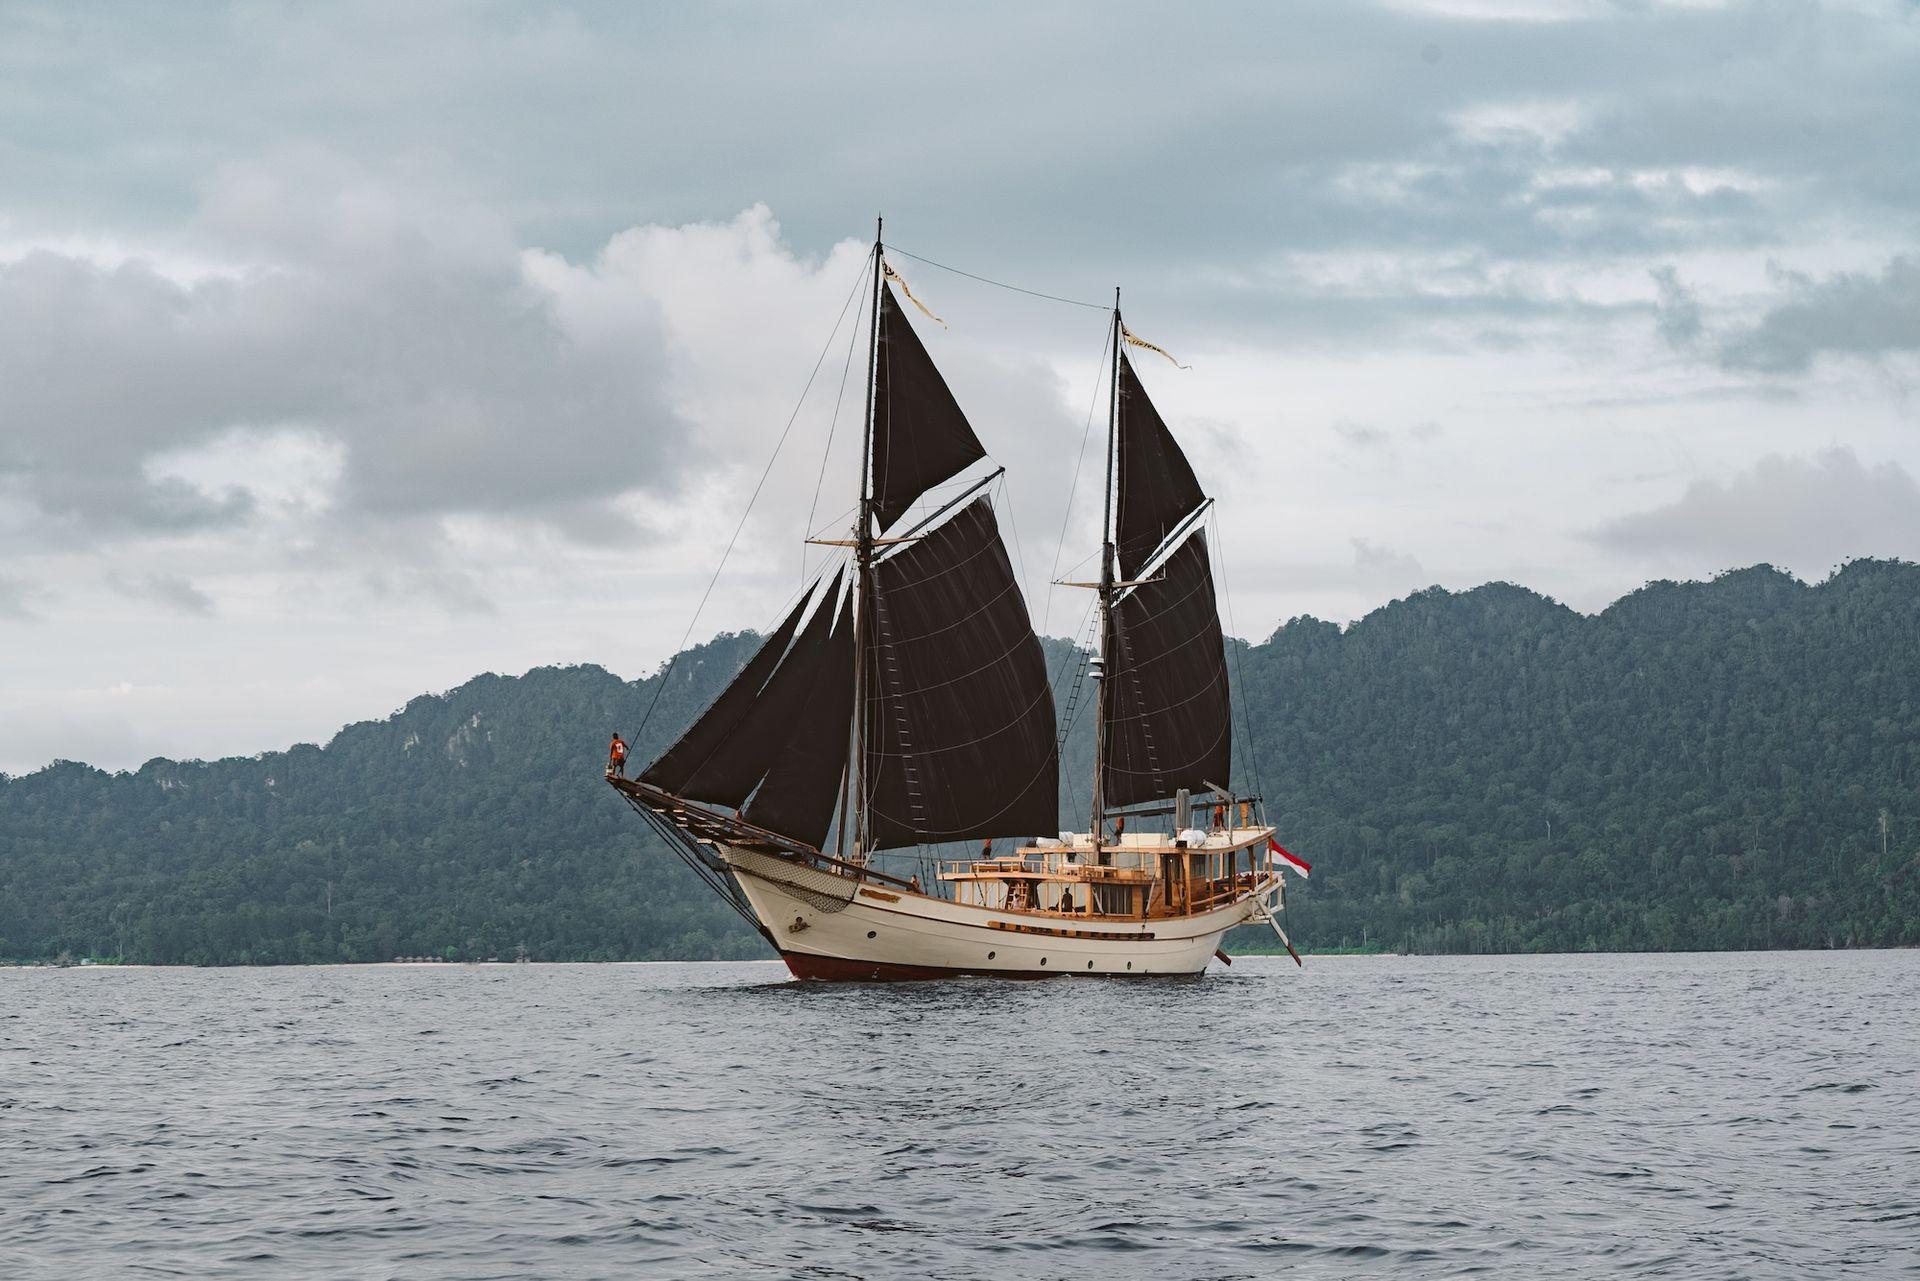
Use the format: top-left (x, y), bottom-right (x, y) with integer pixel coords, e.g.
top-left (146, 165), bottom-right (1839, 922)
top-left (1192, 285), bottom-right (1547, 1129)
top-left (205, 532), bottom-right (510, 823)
top-left (3, 0), bottom-right (1918, 775)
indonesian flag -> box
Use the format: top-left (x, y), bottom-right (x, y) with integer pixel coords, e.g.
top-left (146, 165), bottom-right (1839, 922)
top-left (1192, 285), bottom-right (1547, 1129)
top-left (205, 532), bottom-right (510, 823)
top-left (1269, 838), bottom-right (1311, 878)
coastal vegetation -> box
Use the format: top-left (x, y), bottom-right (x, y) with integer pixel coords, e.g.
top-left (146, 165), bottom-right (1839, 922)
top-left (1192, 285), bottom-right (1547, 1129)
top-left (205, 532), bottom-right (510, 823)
top-left (2, 560), bottom-right (1916, 964)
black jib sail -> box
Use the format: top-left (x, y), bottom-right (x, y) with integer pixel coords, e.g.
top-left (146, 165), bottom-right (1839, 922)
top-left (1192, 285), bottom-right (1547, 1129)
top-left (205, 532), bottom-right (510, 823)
top-left (639, 570), bottom-right (847, 816)
top-left (870, 285), bottom-right (988, 530)
top-left (742, 591), bottom-right (855, 850)
top-left (861, 496), bottom-right (1059, 851)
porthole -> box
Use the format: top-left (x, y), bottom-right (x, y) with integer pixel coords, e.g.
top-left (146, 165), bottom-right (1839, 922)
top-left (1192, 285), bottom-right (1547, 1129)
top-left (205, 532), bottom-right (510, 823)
top-left (866, 930), bottom-right (877, 939)
top-left (1087, 960), bottom-right (1094, 970)
top-left (1126, 961), bottom-right (1133, 970)
top-left (1040, 957), bottom-right (1048, 966)
top-left (987, 950), bottom-right (996, 960)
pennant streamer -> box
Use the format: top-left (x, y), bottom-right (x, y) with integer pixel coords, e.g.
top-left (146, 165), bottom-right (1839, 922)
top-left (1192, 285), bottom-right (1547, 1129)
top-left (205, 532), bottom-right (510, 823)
top-left (1123, 324), bottom-right (1190, 369)
top-left (882, 260), bottom-right (946, 328)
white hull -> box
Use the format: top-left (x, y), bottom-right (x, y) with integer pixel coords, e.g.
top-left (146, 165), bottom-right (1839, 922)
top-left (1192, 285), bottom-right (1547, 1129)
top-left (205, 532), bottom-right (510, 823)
top-left (720, 845), bottom-right (1275, 980)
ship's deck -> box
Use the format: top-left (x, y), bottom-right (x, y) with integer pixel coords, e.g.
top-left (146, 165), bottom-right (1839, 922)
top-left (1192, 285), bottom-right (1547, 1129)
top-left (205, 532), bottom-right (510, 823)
top-left (939, 826), bottom-right (1273, 879)
top-left (613, 774), bottom-right (1280, 923)
top-left (937, 827), bottom-right (1277, 919)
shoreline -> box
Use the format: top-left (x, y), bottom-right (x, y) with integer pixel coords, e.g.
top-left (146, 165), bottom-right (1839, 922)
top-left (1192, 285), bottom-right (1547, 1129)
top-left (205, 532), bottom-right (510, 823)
top-left (6, 947), bottom-right (1915, 971)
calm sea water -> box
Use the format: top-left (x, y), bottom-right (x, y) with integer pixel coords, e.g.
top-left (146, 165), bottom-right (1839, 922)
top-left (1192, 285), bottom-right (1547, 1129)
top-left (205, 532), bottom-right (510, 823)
top-left (2, 952), bottom-right (1916, 1279)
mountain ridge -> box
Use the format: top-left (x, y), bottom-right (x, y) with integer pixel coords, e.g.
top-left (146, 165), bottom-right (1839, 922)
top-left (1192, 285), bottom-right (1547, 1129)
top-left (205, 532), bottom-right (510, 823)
top-left (3, 561), bottom-right (1858, 782)
top-left (4, 560), bottom-right (1916, 962)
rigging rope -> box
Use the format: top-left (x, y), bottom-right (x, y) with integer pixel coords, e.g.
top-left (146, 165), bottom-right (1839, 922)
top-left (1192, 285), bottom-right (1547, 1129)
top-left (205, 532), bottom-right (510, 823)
top-left (1042, 321), bottom-right (1115, 639)
top-left (1210, 507), bottom-right (1267, 819)
top-left (804, 259), bottom-right (872, 581)
top-left (635, 257), bottom-right (870, 741)
top-left (884, 244), bottom-right (1110, 312)
top-left (1050, 603), bottom-right (1099, 820)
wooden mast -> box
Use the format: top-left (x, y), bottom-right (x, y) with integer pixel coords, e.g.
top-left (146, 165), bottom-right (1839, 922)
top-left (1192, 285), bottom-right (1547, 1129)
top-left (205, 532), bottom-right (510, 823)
top-left (1091, 289), bottom-right (1120, 860)
top-left (850, 217), bottom-right (883, 862)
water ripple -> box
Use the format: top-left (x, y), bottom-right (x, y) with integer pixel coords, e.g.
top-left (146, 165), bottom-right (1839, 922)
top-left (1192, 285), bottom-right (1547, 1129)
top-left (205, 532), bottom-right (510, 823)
top-left (2, 952), bottom-right (1917, 1278)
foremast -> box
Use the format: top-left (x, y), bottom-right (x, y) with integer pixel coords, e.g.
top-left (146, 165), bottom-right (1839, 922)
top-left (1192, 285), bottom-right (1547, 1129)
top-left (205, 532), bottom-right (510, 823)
top-left (849, 219), bottom-right (884, 862)
top-left (1091, 291), bottom-right (1121, 854)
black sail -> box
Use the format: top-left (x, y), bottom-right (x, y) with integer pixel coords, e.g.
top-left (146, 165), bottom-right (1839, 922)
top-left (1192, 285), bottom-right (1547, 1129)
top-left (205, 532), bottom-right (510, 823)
top-left (862, 497), bottom-right (1058, 850)
top-left (1102, 531), bottom-right (1232, 810)
top-left (742, 592), bottom-right (855, 850)
top-left (638, 570), bottom-right (844, 810)
top-left (1114, 351), bottom-right (1206, 578)
top-left (871, 285), bottom-right (988, 530)
top-left (638, 583), bottom-right (812, 798)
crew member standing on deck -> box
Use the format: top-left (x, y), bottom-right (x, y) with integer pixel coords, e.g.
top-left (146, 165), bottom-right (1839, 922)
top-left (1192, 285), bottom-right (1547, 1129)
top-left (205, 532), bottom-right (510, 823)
top-left (608, 732), bottom-right (629, 778)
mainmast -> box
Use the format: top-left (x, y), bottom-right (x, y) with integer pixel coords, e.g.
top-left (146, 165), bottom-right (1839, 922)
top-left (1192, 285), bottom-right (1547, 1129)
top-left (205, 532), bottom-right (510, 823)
top-left (639, 225), bottom-right (1055, 864)
top-left (850, 217), bottom-right (883, 861)
top-left (1092, 289), bottom-right (1120, 853)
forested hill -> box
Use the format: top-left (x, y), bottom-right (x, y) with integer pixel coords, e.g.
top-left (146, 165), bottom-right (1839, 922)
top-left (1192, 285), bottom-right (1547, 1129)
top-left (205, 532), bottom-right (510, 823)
top-left (4, 560), bottom-right (1918, 964)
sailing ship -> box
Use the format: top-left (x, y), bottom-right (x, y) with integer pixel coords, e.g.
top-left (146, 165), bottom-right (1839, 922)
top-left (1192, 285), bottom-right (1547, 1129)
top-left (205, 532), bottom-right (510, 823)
top-left (611, 225), bottom-right (1300, 979)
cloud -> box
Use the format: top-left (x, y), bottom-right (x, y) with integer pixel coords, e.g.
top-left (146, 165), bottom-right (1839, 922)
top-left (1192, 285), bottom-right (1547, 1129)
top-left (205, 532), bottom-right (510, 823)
top-left (0, 150), bottom-right (687, 549)
top-left (1650, 265), bottom-right (1704, 350)
top-left (1590, 448), bottom-right (1920, 575)
top-left (0, 575), bottom-right (40, 620)
top-left (1335, 421), bottom-right (1392, 449)
top-left (105, 572), bottom-right (215, 616)
top-left (1717, 255), bottom-right (1920, 374)
top-left (5, 1), bottom-right (1914, 340)
top-left (1351, 537), bottom-right (1427, 582)
top-left (1332, 419), bottom-right (1448, 457)
top-left (0, 179), bottom-right (1095, 629)
top-left (0, 3), bottom-right (1906, 415)
top-left (361, 563), bottom-right (496, 617)
top-left (1233, 538), bottom-right (1438, 630)
top-left (3, 0), bottom-right (1919, 772)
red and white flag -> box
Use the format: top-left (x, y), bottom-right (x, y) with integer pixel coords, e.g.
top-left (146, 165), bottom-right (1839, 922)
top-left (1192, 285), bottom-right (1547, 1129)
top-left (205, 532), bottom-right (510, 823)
top-left (1269, 838), bottom-right (1311, 878)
